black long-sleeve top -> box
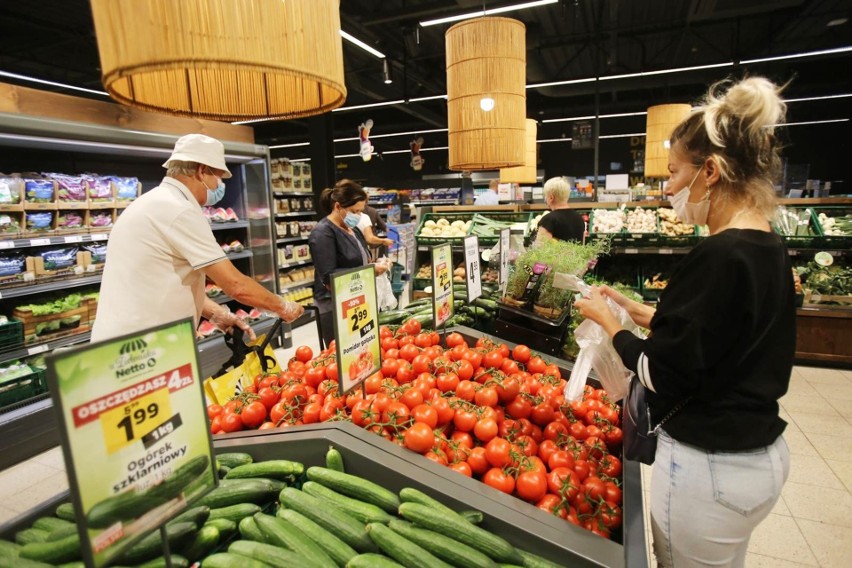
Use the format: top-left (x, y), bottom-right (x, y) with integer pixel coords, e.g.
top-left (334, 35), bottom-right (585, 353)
top-left (308, 217), bottom-right (370, 313)
top-left (613, 229), bottom-right (796, 451)
top-left (537, 209), bottom-right (585, 242)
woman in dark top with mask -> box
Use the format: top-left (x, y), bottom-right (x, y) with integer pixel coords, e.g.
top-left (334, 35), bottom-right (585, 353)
top-left (575, 77), bottom-right (794, 567)
top-left (309, 179), bottom-right (389, 347)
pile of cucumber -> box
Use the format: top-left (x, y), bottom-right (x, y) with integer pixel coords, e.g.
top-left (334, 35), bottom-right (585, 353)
top-left (1, 448), bottom-right (563, 568)
top-left (379, 283), bottom-right (503, 331)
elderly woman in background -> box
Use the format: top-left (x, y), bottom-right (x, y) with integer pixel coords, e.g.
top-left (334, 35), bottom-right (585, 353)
top-left (534, 176), bottom-right (586, 244)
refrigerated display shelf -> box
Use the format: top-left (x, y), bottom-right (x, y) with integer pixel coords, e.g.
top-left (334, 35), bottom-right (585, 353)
top-left (273, 191), bottom-right (313, 197)
top-left (278, 259), bottom-right (312, 270)
top-left (0, 232), bottom-right (110, 250)
top-left (225, 250), bottom-right (253, 261)
top-left (0, 274), bottom-right (102, 299)
top-left (210, 220), bottom-right (249, 230)
top-left (275, 211), bottom-right (316, 217)
top-left (276, 236), bottom-right (309, 244)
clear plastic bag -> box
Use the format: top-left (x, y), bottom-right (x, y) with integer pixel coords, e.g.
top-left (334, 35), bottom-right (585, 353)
top-left (376, 272), bottom-right (398, 312)
top-left (562, 276), bottom-right (646, 402)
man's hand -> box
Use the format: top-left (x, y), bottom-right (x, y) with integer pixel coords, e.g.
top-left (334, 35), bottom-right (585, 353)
top-left (276, 299), bottom-right (304, 323)
top-left (209, 306), bottom-right (256, 341)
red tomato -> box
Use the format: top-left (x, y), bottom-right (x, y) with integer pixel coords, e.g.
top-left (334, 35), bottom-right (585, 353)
top-left (583, 476), bottom-right (607, 501)
top-left (537, 439), bottom-right (559, 465)
top-left (400, 387), bottom-right (424, 409)
top-left (495, 375), bottom-right (521, 404)
top-left (467, 447), bottom-right (490, 475)
top-left (456, 359), bottom-right (474, 381)
top-left (449, 461), bottom-right (472, 477)
top-left (604, 481), bottom-right (623, 505)
top-left (207, 404), bottom-right (223, 420)
top-left (511, 344), bottom-right (532, 364)
top-left (324, 362), bottom-right (338, 382)
top-left (473, 418), bottom-right (498, 442)
top-left (527, 356), bottom-right (547, 374)
top-left (599, 455), bottom-right (623, 479)
top-left (515, 470), bottom-right (547, 502)
top-left (436, 372), bottom-right (460, 393)
top-left (461, 350), bottom-right (482, 370)
top-left (295, 345), bottom-right (313, 363)
top-left (505, 396), bottom-right (532, 420)
top-left (536, 494), bottom-right (568, 519)
top-left (383, 401), bottom-right (412, 428)
top-left (424, 451), bottom-right (448, 466)
top-left (482, 351), bottom-right (504, 370)
top-left (411, 354), bottom-right (432, 374)
top-left (445, 332), bottom-right (466, 348)
top-left (456, 380), bottom-right (477, 402)
top-left (302, 402), bottom-right (321, 424)
top-left (404, 422), bottom-right (435, 454)
top-left (483, 468), bottom-right (515, 494)
top-left (257, 387), bottom-right (279, 410)
top-left (474, 386), bottom-right (499, 408)
top-left (484, 437), bottom-right (513, 468)
top-left (547, 466), bottom-right (581, 501)
top-left (431, 397), bottom-right (455, 426)
top-left (411, 404), bottom-right (439, 429)
top-left (240, 401), bottom-right (267, 429)
top-left (453, 409), bottom-right (478, 432)
top-left (548, 450), bottom-right (576, 471)
top-left (543, 420), bottom-right (569, 442)
top-left (530, 402), bottom-right (556, 426)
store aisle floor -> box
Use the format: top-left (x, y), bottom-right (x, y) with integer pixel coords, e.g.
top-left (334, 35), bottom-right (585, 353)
top-left (2, 356), bottom-right (850, 567)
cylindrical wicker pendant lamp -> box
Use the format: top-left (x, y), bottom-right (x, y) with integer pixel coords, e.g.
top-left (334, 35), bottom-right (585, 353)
top-left (500, 119), bottom-right (537, 183)
top-left (446, 17), bottom-right (526, 171)
top-left (644, 104), bottom-right (692, 178)
top-left (89, 0), bottom-right (346, 121)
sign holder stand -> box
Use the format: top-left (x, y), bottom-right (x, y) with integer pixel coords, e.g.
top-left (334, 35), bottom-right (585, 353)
top-left (463, 235), bottom-right (482, 332)
top-left (431, 243), bottom-right (454, 341)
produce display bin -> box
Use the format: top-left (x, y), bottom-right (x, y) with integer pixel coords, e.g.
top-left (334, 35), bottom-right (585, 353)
top-left (0, 367), bottom-right (46, 410)
top-left (622, 207), bottom-right (661, 246)
top-left (812, 206), bottom-right (851, 249)
top-left (415, 212), bottom-right (473, 244)
top-left (589, 209), bottom-right (627, 245)
top-left (471, 211), bottom-right (534, 246)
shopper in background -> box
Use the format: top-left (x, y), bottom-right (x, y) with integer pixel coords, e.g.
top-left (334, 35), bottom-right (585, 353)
top-left (575, 77), bottom-right (793, 568)
top-left (91, 134), bottom-right (303, 342)
top-left (357, 203), bottom-right (394, 260)
top-left (309, 179), bottom-right (389, 347)
top-left (473, 179), bottom-right (500, 205)
top-left (534, 176), bottom-right (586, 244)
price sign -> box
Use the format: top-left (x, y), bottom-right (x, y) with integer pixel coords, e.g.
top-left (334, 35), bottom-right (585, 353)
top-left (432, 244), bottom-right (454, 328)
top-left (463, 235), bottom-right (482, 302)
top-left (30, 238), bottom-right (51, 246)
top-left (331, 265), bottom-right (381, 394)
top-left (64, 235), bottom-right (83, 244)
top-left (47, 319), bottom-right (216, 568)
top-left (92, 233), bottom-right (108, 241)
top-left (0, 240), bottom-right (14, 249)
top-left (499, 228), bottom-right (510, 286)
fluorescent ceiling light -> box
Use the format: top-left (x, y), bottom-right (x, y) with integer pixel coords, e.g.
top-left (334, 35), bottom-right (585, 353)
top-left (332, 99), bottom-right (406, 112)
top-left (785, 93), bottom-right (852, 103)
top-left (381, 149), bottom-right (411, 155)
top-left (776, 118), bottom-right (850, 126)
top-left (740, 45), bottom-right (852, 64)
top-left (289, 158), bottom-right (311, 162)
top-left (268, 142), bottom-right (310, 149)
top-left (409, 95), bottom-right (448, 102)
top-left (599, 133), bottom-right (645, 139)
top-left (543, 111), bottom-right (647, 124)
top-left (340, 30), bottom-right (386, 59)
top-left (528, 62), bottom-right (734, 89)
top-left (827, 18), bottom-right (848, 27)
top-left (537, 138), bottom-right (573, 143)
top-left (0, 69), bottom-right (109, 96)
top-left (336, 152), bottom-right (379, 159)
top-left (420, 0), bottom-right (557, 27)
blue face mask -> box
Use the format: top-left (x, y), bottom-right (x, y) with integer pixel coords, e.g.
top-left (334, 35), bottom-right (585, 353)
top-left (344, 211), bottom-right (361, 228)
top-left (204, 179), bottom-right (226, 206)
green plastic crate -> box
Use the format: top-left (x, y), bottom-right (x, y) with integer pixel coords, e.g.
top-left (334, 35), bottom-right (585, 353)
top-left (622, 207), bottom-right (661, 246)
top-left (0, 368), bottom-right (46, 409)
top-left (415, 212), bottom-right (472, 244)
top-left (589, 208), bottom-right (627, 244)
top-left (469, 212), bottom-right (533, 246)
top-left (812, 207), bottom-right (852, 249)
top-left (0, 319), bottom-right (23, 350)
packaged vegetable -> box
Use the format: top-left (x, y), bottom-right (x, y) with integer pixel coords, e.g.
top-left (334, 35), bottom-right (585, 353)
top-left (38, 247), bottom-right (79, 271)
top-left (84, 174), bottom-right (113, 202)
top-left (45, 173), bottom-right (87, 202)
top-left (26, 211), bottom-right (53, 232)
top-left (0, 213), bottom-right (21, 234)
top-left (84, 243), bottom-right (107, 264)
top-left (24, 179), bottom-right (54, 203)
top-left (88, 211), bottom-right (113, 228)
top-left (57, 211), bottom-right (84, 229)
top-left (0, 176), bottom-right (23, 204)
top-left (110, 176), bottom-right (139, 200)
top-left (0, 254), bottom-right (26, 277)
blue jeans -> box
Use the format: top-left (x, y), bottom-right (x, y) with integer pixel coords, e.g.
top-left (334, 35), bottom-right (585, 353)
top-left (650, 430), bottom-right (790, 567)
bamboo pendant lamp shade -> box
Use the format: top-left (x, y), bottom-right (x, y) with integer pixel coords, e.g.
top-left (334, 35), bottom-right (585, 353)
top-left (89, 0), bottom-right (346, 121)
top-left (446, 17), bottom-right (526, 171)
top-left (500, 119), bottom-right (537, 183)
top-left (644, 104), bottom-right (692, 178)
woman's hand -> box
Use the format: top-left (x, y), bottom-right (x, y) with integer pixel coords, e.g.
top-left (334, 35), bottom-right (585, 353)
top-left (599, 284), bottom-right (655, 328)
top-left (573, 287), bottom-right (624, 338)
top-left (374, 257), bottom-right (390, 275)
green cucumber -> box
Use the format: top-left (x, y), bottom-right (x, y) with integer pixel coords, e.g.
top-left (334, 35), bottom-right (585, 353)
top-left (217, 464), bottom-right (231, 478)
top-left (55, 562), bottom-right (85, 568)
top-left (208, 503), bottom-right (261, 524)
top-left (473, 298), bottom-right (498, 310)
top-left (326, 445), bottom-right (345, 472)
top-left (276, 507), bottom-right (358, 567)
top-left (145, 455), bottom-right (211, 501)
top-left (0, 540), bottom-right (20, 557)
top-left (114, 521), bottom-right (196, 565)
top-left (178, 524), bottom-right (219, 562)
top-left (136, 555), bottom-right (190, 568)
top-left (32, 517), bottom-right (72, 533)
top-left (253, 513), bottom-right (337, 568)
top-left (55, 503), bottom-right (76, 522)
top-left (168, 505), bottom-right (210, 527)
top-left (204, 518), bottom-right (237, 539)
top-left (215, 452), bottom-right (253, 469)
top-left (346, 553), bottom-right (405, 568)
top-left (197, 479), bottom-right (279, 508)
top-left (86, 490), bottom-right (169, 529)
top-left (46, 525), bottom-right (78, 542)
top-left (302, 481), bottom-right (393, 524)
top-left (278, 487), bottom-right (376, 553)
top-left (398, 487), bottom-right (460, 519)
top-left (498, 565), bottom-right (525, 568)
top-left (224, 460), bottom-right (303, 481)
top-left (200, 552), bottom-right (273, 568)
top-left (0, 556), bottom-right (52, 568)
top-left (388, 519), bottom-right (498, 568)
top-left (398, 502), bottom-right (521, 564)
top-left (305, 466), bottom-right (400, 513)
top-left (14, 529), bottom-right (48, 545)
top-left (238, 516), bottom-right (266, 542)
top-left (18, 533), bottom-right (80, 564)
top-left (379, 310), bottom-right (409, 325)
top-left (221, 476), bottom-right (287, 492)
top-left (460, 510), bottom-right (485, 525)
top-left (228, 540), bottom-right (315, 568)
top-left (516, 548), bottom-right (565, 568)
top-left (366, 522), bottom-right (453, 568)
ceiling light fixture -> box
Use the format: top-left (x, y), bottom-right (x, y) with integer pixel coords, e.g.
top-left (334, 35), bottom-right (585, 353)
top-left (537, 138), bottom-right (574, 143)
top-left (289, 158), bottom-right (311, 162)
top-left (528, 62), bottom-right (734, 90)
top-left (332, 99), bottom-right (406, 112)
top-left (776, 118), bottom-right (850, 126)
top-left (599, 132), bottom-right (645, 139)
top-left (543, 111), bottom-right (648, 124)
top-left (479, 97), bottom-right (496, 112)
top-left (740, 45), bottom-right (852, 64)
top-left (383, 59), bottom-right (393, 84)
top-left (785, 93), bottom-right (852, 103)
top-left (409, 95), bottom-right (448, 102)
top-left (827, 18), bottom-right (848, 27)
top-left (420, 0), bottom-right (558, 27)
top-left (268, 142), bottom-right (311, 149)
top-left (0, 69), bottom-right (109, 96)
top-left (382, 146), bottom-right (449, 155)
top-left (340, 30), bottom-right (386, 59)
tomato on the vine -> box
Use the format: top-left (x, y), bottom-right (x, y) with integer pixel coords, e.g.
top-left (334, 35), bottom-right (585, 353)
top-left (515, 469), bottom-right (547, 502)
top-left (511, 344), bottom-right (532, 364)
top-left (239, 401), bottom-right (267, 429)
top-left (483, 467), bottom-right (515, 494)
top-left (295, 345), bottom-right (313, 363)
top-left (403, 422), bottom-right (435, 454)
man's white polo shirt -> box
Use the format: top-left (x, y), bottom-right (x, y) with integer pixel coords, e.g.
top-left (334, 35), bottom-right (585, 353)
top-left (91, 177), bottom-right (226, 341)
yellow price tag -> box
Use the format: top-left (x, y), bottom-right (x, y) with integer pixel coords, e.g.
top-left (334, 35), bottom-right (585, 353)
top-left (438, 267), bottom-right (450, 289)
top-left (99, 388), bottom-right (172, 455)
top-left (347, 302), bottom-right (372, 334)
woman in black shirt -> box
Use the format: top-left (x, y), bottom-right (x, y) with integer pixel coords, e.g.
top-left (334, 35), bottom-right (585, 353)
top-left (535, 176), bottom-right (586, 244)
top-left (309, 180), bottom-right (389, 347)
top-left (576, 77), bottom-right (793, 567)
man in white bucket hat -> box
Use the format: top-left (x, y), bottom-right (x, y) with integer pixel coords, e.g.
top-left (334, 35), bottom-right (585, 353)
top-left (92, 133), bottom-right (303, 342)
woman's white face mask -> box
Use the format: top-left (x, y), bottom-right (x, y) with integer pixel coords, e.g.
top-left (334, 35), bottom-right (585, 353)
top-left (670, 168), bottom-right (710, 225)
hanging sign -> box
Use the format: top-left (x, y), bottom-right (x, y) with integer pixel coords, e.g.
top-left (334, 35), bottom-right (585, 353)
top-left (499, 228), bottom-right (511, 287)
top-left (432, 243), bottom-right (455, 328)
top-left (332, 265), bottom-right (381, 393)
top-left (47, 319), bottom-right (216, 568)
top-left (410, 137), bottom-right (425, 171)
top-left (359, 119), bottom-right (374, 162)
top-left (463, 235), bottom-right (482, 302)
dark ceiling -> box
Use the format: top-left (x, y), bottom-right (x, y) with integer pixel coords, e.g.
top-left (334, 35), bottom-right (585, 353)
top-left (0, 0), bottom-right (850, 160)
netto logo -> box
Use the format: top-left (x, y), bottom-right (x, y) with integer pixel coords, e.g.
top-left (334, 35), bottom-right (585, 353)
top-left (113, 338), bottom-right (157, 379)
top-left (120, 338), bottom-right (148, 355)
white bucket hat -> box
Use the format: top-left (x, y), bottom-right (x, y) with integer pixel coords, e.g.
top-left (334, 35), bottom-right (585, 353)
top-left (162, 134), bottom-right (232, 179)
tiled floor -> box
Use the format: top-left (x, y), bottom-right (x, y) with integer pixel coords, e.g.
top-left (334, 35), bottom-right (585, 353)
top-left (2, 327), bottom-right (850, 567)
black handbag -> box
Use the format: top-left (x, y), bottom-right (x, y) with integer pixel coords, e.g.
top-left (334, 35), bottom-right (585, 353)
top-left (622, 375), bottom-right (689, 465)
